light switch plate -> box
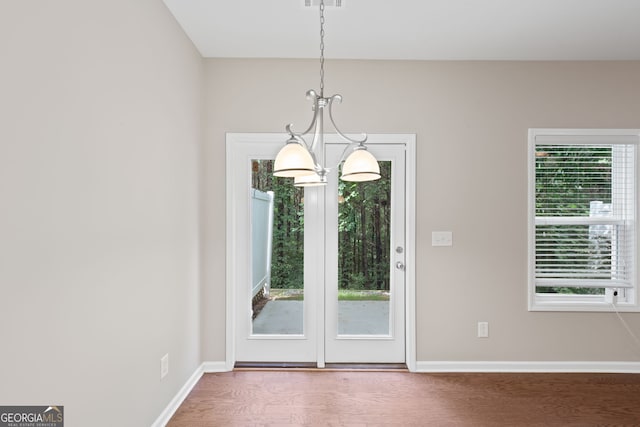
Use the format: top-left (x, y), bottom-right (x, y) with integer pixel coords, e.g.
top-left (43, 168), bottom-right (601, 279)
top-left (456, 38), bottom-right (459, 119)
top-left (432, 231), bottom-right (453, 246)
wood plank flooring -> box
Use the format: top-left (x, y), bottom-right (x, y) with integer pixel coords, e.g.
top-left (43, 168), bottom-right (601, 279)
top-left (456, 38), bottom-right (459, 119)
top-left (167, 370), bottom-right (640, 426)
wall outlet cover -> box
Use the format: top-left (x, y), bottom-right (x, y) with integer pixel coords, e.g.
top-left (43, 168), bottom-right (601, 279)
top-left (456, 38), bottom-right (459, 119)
top-left (477, 322), bottom-right (489, 338)
top-left (161, 354), bottom-right (169, 379)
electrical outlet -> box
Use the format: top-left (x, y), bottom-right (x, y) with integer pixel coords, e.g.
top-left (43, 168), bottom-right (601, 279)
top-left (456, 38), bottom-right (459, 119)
top-left (161, 354), bottom-right (169, 379)
top-left (477, 322), bottom-right (489, 338)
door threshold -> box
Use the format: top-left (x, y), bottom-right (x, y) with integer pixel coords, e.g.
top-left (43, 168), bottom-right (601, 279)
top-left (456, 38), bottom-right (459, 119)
top-left (234, 362), bottom-right (408, 371)
top-left (324, 363), bottom-right (408, 371)
top-left (234, 362), bottom-right (318, 370)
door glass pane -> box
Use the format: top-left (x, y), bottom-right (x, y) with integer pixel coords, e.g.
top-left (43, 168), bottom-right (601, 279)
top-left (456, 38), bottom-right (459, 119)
top-left (251, 159), bottom-right (304, 335)
top-left (337, 161), bottom-right (392, 335)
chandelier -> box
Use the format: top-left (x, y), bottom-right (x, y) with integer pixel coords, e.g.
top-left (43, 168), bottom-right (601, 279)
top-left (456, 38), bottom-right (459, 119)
top-left (273, 0), bottom-right (380, 187)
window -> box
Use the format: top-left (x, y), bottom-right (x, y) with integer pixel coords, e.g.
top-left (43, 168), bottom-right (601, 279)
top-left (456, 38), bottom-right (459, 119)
top-left (528, 129), bottom-right (639, 311)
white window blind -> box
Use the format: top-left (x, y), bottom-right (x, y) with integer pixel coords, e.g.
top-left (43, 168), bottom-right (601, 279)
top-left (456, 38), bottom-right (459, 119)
top-left (534, 137), bottom-right (636, 291)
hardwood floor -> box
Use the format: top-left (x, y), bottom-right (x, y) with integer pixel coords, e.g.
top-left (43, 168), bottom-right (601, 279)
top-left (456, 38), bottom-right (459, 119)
top-left (167, 370), bottom-right (640, 426)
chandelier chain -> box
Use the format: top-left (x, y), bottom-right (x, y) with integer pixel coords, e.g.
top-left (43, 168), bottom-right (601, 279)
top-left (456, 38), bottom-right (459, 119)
top-left (319, 0), bottom-right (325, 97)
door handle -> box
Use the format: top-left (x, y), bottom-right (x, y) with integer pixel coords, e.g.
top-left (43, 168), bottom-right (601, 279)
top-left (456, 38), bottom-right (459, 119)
top-left (396, 261), bottom-right (405, 271)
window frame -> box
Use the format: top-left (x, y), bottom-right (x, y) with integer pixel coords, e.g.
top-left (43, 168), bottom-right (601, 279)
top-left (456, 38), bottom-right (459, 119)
top-left (528, 129), bottom-right (640, 312)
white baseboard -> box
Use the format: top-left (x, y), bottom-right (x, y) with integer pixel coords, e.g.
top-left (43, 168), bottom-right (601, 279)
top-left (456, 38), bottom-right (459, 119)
top-left (151, 361), bottom-right (229, 427)
top-left (415, 361), bottom-right (640, 373)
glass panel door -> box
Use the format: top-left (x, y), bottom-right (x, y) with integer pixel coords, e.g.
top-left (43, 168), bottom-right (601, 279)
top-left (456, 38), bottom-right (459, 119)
top-left (228, 134), bottom-right (408, 366)
top-left (325, 142), bottom-right (406, 363)
top-left (230, 136), bottom-right (317, 363)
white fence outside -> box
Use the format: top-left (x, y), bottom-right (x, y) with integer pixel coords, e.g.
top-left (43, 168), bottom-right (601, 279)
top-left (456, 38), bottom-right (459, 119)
top-left (251, 189), bottom-right (274, 299)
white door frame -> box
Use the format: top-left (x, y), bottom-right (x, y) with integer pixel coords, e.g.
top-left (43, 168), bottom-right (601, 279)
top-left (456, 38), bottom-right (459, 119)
top-left (225, 133), bottom-right (416, 371)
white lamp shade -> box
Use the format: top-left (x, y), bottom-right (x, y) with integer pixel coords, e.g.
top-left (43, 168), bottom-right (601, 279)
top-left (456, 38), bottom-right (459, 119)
top-left (341, 148), bottom-right (381, 182)
top-left (273, 140), bottom-right (316, 178)
top-left (294, 173), bottom-right (327, 187)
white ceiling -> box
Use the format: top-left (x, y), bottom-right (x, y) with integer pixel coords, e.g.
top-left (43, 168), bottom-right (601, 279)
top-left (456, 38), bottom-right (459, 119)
top-left (162, 0), bottom-right (640, 60)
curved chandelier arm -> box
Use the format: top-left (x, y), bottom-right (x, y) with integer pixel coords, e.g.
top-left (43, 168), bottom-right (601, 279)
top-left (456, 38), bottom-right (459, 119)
top-left (327, 94), bottom-right (368, 145)
top-left (285, 90), bottom-right (321, 142)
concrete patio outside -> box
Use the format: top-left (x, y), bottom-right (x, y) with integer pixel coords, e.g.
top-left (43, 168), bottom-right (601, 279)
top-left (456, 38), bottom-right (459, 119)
top-left (252, 300), bottom-right (390, 335)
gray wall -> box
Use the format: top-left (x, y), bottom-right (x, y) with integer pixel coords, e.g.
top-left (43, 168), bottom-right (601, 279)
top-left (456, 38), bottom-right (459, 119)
top-left (0, 1), bottom-right (202, 426)
top-left (203, 59), bottom-right (640, 363)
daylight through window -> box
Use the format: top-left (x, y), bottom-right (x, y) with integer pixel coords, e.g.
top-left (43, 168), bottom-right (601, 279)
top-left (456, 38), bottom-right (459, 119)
top-left (529, 129), bottom-right (639, 311)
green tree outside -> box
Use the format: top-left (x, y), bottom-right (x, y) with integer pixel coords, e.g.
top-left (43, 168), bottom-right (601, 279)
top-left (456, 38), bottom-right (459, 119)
top-left (251, 159), bottom-right (392, 292)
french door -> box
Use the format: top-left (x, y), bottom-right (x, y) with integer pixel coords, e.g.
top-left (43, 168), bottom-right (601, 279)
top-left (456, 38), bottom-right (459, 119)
top-left (227, 133), bottom-right (413, 367)
top-left (324, 142), bottom-right (405, 363)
